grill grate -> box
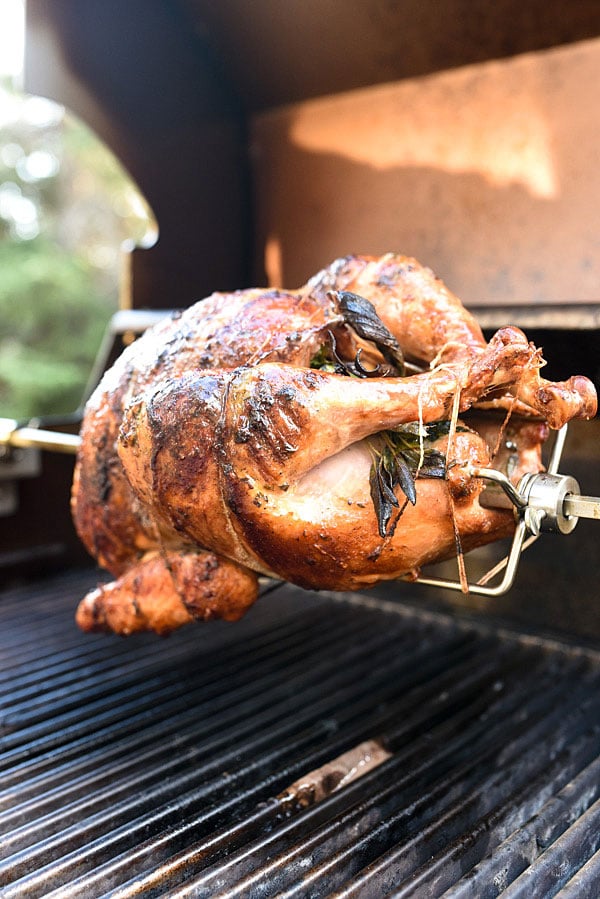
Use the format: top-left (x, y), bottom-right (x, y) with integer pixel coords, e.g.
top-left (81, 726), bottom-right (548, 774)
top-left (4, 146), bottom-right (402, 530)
top-left (1, 570), bottom-right (599, 897)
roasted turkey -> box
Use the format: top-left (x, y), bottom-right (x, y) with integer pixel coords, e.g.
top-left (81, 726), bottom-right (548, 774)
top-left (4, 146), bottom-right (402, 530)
top-left (72, 254), bottom-right (597, 634)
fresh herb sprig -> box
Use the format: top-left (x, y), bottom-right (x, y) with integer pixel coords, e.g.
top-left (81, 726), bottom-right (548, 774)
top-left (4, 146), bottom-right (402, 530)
top-left (331, 289), bottom-right (406, 375)
top-left (369, 422), bottom-right (458, 538)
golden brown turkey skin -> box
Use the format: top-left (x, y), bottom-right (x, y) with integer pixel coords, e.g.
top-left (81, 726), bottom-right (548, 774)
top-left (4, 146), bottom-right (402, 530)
top-left (116, 359), bottom-right (552, 593)
top-left (309, 254), bottom-right (597, 426)
top-left (72, 288), bottom-right (340, 578)
top-left (72, 253), bottom-right (597, 634)
top-left (307, 253), bottom-right (487, 364)
top-left (74, 548), bottom-right (259, 635)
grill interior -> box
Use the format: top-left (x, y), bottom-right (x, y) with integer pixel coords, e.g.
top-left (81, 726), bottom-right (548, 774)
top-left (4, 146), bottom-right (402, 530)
top-left (2, 569), bottom-right (600, 897)
top-left (3, 5), bottom-right (599, 897)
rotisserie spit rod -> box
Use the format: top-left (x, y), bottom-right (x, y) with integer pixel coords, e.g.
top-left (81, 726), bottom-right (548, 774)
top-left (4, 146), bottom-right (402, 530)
top-left (0, 418), bottom-right (81, 455)
top-left (472, 425), bottom-right (600, 532)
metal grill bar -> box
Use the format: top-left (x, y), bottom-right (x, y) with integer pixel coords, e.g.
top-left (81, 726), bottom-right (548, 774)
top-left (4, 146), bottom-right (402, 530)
top-left (1, 630), bottom-right (474, 893)
top-left (0, 603), bottom-right (371, 775)
top-left (62, 641), bottom-right (511, 896)
top-left (0, 606), bottom-right (381, 737)
top-left (0, 609), bottom-right (383, 812)
top-left (1, 569), bottom-right (599, 897)
top-left (356, 698), bottom-right (600, 898)
top-left (441, 755), bottom-right (600, 898)
top-left (189, 664), bottom-right (598, 899)
top-left (0, 622), bottom-right (428, 848)
top-left (499, 797), bottom-right (600, 898)
top-left (555, 848), bottom-right (600, 899)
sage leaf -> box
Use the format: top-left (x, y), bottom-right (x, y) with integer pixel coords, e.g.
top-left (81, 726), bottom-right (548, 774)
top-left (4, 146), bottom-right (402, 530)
top-left (333, 290), bottom-right (405, 375)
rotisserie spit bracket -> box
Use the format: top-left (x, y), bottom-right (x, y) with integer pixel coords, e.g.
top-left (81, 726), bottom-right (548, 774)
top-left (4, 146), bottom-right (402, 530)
top-left (0, 417), bottom-right (598, 597)
top-left (415, 423), bottom-right (600, 596)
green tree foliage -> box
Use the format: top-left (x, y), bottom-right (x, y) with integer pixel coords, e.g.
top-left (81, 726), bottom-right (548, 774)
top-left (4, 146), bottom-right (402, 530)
top-left (0, 237), bottom-right (113, 416)
top-left (0, 77), bottom-right (154, 419)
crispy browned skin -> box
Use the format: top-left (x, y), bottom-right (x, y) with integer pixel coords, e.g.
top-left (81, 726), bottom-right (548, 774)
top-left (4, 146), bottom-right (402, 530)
top-left (307, 253), bottom-right (487, 363)
top-left (309, 254), bottom-right (597, 426)
top-left (72, 287), bottom-right (339, 577)
top-left (75, 548), bottom-right (258, 635)
top-left (73, 254), bottom-right (597, 634)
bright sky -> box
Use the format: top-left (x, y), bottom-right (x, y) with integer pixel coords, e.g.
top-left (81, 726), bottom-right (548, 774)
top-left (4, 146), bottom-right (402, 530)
top-left (0, 0), bottom-right (25, 79)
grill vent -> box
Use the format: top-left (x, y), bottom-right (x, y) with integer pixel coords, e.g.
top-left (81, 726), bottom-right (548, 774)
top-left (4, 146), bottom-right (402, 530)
top-left (1, 570), bottom-right (599, 897)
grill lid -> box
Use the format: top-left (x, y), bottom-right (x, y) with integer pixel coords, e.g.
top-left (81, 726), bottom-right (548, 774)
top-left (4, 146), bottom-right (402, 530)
top-left (1, 570), bottom-right (600, 897)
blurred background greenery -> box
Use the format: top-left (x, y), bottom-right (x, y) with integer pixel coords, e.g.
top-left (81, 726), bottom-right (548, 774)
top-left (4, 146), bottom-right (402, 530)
top-left (0, 0), bottom-right (155, 420)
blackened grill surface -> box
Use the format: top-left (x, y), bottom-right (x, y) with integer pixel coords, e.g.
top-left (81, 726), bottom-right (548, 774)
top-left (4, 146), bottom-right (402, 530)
top-left (1, 571), bottom-right (599, 897)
